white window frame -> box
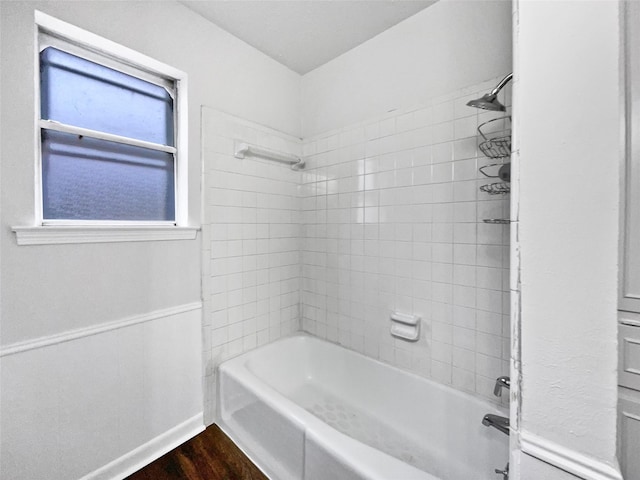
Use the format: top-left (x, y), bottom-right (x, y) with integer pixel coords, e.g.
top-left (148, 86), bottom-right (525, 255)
top-left (13, 11), bottom-right (196, 245)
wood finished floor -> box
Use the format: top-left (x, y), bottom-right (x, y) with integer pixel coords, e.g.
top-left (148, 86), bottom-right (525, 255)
top-left (126, 424), bottom-right (268, 480)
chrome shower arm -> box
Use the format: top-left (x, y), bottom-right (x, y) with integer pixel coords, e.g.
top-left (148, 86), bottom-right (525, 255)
top-left (490, 73), bottom-right (513, 96)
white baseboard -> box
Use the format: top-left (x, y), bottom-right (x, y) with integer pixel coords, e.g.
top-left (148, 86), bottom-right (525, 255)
top-left (80, 413), bottom-right (205, 480)
top-left (520, 430), bottom-right (623, 480)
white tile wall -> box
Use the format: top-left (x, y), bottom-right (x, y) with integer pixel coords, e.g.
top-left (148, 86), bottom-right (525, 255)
top-left (300, 78), bottom-right (512, 403)
top-left (201, 108), bottom-right (302, 422)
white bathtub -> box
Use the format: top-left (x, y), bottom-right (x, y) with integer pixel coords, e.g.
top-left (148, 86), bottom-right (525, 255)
top-left (217, 334), bottom-right (509, 480)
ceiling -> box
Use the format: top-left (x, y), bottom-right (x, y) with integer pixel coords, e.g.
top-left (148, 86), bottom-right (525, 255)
top-left (179, 1), bottom-right (437, 75)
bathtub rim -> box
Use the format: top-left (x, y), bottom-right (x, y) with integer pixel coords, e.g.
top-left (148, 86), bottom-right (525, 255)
top-left (222, 332), bottom-right (507, 416)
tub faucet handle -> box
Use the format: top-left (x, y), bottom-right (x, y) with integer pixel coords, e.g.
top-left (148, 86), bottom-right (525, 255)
top-left (495, 462), bottom-right (509, 480)
top-left (494, 376), bottom-right (510, 397)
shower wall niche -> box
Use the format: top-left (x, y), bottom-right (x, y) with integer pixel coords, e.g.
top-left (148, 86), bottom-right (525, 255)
top-left (300, 77), bottom-right (512, 402)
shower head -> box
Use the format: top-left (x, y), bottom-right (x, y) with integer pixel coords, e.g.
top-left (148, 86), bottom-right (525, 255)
top-left (466, 93), bottom-right (506, 111)
top-left (467, 73), bottom-right (513, 112)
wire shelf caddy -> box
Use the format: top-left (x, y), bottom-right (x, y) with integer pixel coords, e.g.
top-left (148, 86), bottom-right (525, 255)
top-left (483, 218), bottom-right (511, 224)
top-left (478, 116), bottom-right (512, 159)
top-left (480, 182), bottom-right (510, 195)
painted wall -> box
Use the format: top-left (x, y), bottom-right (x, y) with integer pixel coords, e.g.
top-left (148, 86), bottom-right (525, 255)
top-left (0, 0), bottom-right (300, 343)
top-left (300, 78), bottom-right (511, 405)
top-left (0, 1), bottom-right (300, 479)
top-left (517, 452), bottom-right (582, 480)
top-left (513, 0), bottom-right (621, 478)
top-left (301, 0), bottom-right (513, 137)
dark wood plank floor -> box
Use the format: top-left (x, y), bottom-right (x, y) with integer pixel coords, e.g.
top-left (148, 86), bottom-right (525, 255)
top-left (126, 424), bottom-right (268, 480)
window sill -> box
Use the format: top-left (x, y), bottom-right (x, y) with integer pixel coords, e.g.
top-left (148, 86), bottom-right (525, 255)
top-left (12, 225), bottom-right (199, 245)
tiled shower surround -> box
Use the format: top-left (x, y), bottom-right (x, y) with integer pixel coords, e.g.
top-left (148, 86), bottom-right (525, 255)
top-left (203, 77), bottom-right (511, 421)
top-left (300, 77), bottom-right (511, 402)
top-left (201, 108), bottom-right (302, 422)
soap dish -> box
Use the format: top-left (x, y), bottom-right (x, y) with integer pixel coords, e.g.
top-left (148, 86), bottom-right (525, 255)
top-left (390, 313), bottom-right (420, 342)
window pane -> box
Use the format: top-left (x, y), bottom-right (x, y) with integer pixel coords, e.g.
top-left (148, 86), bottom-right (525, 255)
top-left (42, 130), bottom-right (175, 221)
top-left (40, 47), bottom-right (174, 146)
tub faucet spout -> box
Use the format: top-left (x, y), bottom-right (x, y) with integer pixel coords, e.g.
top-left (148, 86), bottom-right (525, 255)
top-left (482, 414), bottom-right (510, 436)
top-left (493, 376), bottom-right (510, 397)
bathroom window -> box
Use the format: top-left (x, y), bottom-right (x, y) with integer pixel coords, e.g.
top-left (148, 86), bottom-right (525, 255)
top-left (35, 12), bottom-right (188, 228)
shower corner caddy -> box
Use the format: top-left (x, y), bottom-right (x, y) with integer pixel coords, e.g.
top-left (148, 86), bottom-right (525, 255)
top-left (477, 116), bottom-right (512, 225)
